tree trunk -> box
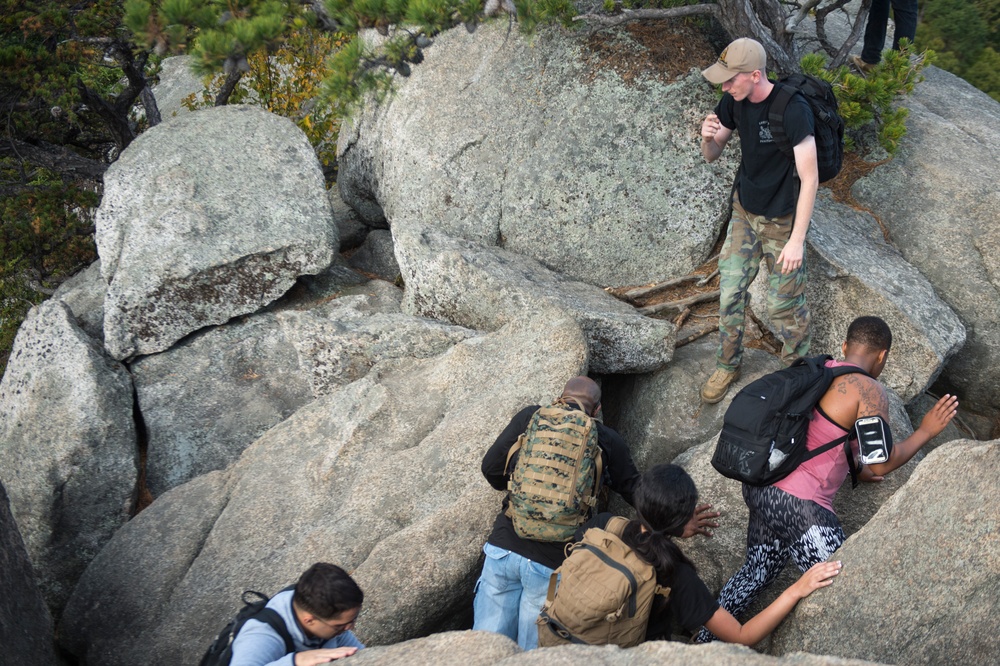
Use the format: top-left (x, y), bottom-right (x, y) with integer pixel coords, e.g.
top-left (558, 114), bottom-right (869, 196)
top-left (714, 0), bottom-right (800, 74)
top-left (215, 69), bottom-right (244, 106)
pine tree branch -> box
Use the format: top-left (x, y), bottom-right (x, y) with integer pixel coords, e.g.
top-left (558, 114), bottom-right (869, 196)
top-left (0, 138), bottom-right (107, 181)
top-left (573, 4), bottom-right (719, 29)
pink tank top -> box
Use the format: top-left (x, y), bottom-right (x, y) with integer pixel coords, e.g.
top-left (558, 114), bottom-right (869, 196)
top-left (772, 360), bottom-right (860, 513)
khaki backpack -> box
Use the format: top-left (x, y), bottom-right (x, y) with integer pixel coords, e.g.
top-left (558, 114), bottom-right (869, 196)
top-left (504, 399), bottom-right (603, 543)
top-left (536, 517), bottom-right (670, 648)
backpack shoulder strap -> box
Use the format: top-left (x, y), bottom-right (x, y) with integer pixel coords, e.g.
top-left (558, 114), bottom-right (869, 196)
top-left (603, 516), bottom-right (630, 538)
top-left (253, 608), bottom-right (294, 655)
top-left (767, 81), bottom-right (797, 160)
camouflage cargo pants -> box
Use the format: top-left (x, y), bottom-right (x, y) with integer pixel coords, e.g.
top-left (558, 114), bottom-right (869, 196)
top-left (716, 193), bottom-right (810, 370)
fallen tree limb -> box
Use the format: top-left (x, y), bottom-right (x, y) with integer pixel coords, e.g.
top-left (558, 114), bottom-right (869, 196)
top-left (638, 289), bottom-right (720, 316)
top-left (675, 324), bottom-right (716, 348)
top-left (573, 4), bottom-right (718, 29)
top-left (621, 274), bottom-right (701, 301)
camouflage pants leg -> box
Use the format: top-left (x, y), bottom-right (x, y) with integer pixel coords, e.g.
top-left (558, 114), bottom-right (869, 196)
top-left (716, 195), bottom-right (810, 370)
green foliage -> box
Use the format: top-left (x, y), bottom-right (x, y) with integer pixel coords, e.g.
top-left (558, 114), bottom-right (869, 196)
top-left (182, 27), bottom-right (350, 172)
top-left (916, 0), bottom-right (999, 101)
top-left (1, 0), bottom-right (142, 375)
top-left (126, 0), bottom-right (297, 75)
top-left (963, 47), bottom-right (1000, 103)
top-left (801, 43), bottom-right (933, 155)
top-left (0, 164), bottom-right (98, 376)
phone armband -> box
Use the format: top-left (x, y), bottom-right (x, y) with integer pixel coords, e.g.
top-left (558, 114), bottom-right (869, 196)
top-left (854, 416), bottom-right (893, 465)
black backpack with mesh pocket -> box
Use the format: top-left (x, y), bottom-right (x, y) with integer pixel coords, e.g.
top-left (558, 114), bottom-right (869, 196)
top-left (199, 588), bottom-right (295, 666)
top-left (711, 355), bottom-right (870, 487)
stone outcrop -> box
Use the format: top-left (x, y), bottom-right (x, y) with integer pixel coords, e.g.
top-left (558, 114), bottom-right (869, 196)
top-left (97, 104), bottom-right (337, 360)
top-left (0, 300), bottom-right (137, 613)
top-left (0, 482), bottom-right (64, 666)
top-left (348, 229), bottom-right (401, 280)
top-left (852, 66), bottom-right (1000, 417)
top-left (52, 260), bottom-right (106, 342)
top-left (344, 630), bottom-right (885, 665)
top-left (604, 340), bottom-right (781, 470)
top-left (771, 440), bottom-right (1000, 664)
top-left (150, 56), bottom-right (204, 119)
top-left (395, 228), bottom-right (675, 374)
top-left (749, 191), bottom-right (965, 403)
top-left (337, 22), bottom-right (735, 287)
top-left (59, 311), bottom-right (588, 666)
top-left (133, 282), bottom-right (476, 496)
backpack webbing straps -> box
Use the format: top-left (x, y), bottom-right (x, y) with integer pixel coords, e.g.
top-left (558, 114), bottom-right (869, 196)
top-left (577, 543), bottom-right (638, 618)
top-left (768, 82), bottom-right (797, 161)
top-left (254, 608), bottom-right (294, 655)
top-left (801, 433), bottom-right (850, 462)
top-left (538, 610), bottom-right (590, 645)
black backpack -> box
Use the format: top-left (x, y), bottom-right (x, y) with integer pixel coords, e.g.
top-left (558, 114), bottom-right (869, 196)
top-left (711, 355), bottom-right (869, 487)
top-left (769, 73), bottom-right (845, 183)
top-left (199, 589), bottom-right (295, 666)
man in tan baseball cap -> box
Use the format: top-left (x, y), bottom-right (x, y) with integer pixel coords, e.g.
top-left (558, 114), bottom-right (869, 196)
top-left (701, 37), bottom-right (768, 85)
top-left (697, 37), bottom-right (819, 405)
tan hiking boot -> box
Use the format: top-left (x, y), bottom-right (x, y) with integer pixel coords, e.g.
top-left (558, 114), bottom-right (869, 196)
top-left (849, 54), bottom-right (876, 76)
top-left (701, 367), bottom-right (741, 404)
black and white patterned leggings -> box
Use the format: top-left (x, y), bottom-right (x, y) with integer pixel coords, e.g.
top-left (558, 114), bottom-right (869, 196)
top-left (695, 484), bottom-right (845, 643)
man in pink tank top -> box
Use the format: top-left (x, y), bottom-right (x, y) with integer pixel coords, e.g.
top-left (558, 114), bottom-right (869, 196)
top-left (697, 316), bottom-right (958, 642)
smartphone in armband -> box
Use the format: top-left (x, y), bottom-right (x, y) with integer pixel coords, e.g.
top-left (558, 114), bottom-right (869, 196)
top-left (855, 416), bottom-right (890, 465)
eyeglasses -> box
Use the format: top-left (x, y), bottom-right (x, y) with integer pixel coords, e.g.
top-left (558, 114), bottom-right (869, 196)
top-left (311, 611), bottom-right (357, 634)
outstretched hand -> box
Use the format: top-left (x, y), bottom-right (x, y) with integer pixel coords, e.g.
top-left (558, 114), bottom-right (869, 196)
top-left (791, 560), bottom-right (842, 600)
top-left (681, 503), bottom-right (721, 538)
top-left (294, 647), bottom-right (359, 665)
top-left (918, 393), bottom-right (959, 439)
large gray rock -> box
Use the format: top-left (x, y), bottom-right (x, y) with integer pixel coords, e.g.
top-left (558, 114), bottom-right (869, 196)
top-left (0, 300), bottom-right (137, 613)
top-left (59, 310), bottom-right (589, 665)
top-left (348, 229), bottom-right (400, 280)
top-left (0, 482), bottom-right (64, 666)
top-left (347, 630), bottom-right (885, 665)
top-left (501, 641), bottom-right (883, 665)
top-left (750, 191), bottom-right (965, 402)
top-left (676, 386), bottom-right (914, 600)
top-left (338, 22), bottom-right (735, 287)
top-left (151, 56), bottom-right (205, 119)
top-left (604, 340), bottom-right (781, 470)
top-left (771, 439), bottom-right (1000, 664)
top-left (133, 284), bottom-right (476, 496)
top-left (396, 228), bottom-right (675, 374)
top-left (852, 66), bottom-right (1000, 416)
top-left (97, 104), bottom-right (337, 360)
top-left (60, 472), bottom-right (230, 665)
top-left (52, 260), bottom-right (106, 341)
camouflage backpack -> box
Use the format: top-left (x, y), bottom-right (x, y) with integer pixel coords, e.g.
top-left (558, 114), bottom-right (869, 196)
top-left (504, 399), bottom-right (603, 542)
top-left (537, 517), bottom-right (670, 648)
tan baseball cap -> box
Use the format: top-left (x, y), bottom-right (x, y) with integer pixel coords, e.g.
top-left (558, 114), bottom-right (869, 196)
top-left (701, 38), bottom-right (767, 84)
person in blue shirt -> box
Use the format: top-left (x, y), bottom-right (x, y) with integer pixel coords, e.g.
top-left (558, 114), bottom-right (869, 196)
top-left (230, 563), bottom-right (364, 666)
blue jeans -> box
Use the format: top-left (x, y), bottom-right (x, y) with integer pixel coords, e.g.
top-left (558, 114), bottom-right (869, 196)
top-left (472, 542), bottom-right (554, 650)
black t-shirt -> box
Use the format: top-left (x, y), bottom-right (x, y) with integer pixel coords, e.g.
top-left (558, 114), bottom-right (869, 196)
top-left (715, 83), bottom-right (814, 218)
top-left (581, 513), bottom-right (720, 640)
top-left (481, 404), bottom-right (641, 571)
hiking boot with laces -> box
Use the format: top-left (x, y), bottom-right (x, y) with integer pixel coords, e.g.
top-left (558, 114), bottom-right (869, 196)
top-left (849, 54), bottom-right (876, 76)
top-left (701, 367), bottom-right (741, 404)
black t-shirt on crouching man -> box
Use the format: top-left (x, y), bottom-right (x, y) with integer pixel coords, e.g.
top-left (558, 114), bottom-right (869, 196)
top-left (481, 403), bottom-right (641, 571)
top-left (575, 513), bottom-right (720, 641)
